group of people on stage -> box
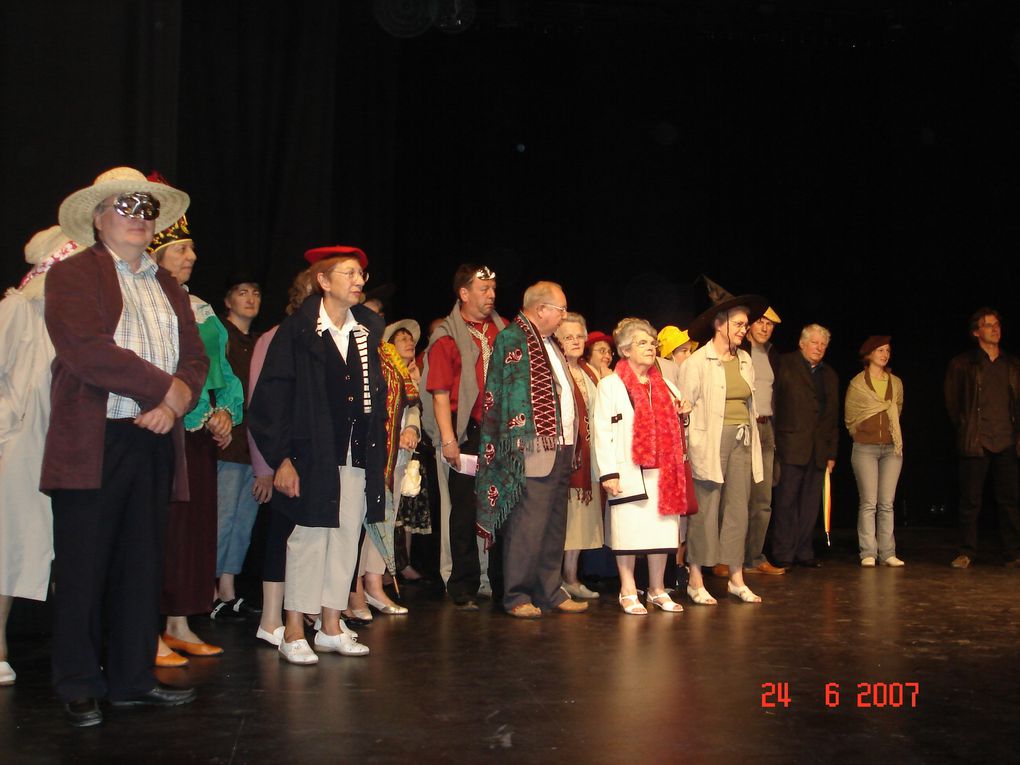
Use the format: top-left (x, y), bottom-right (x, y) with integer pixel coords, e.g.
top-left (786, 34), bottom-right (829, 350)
top-left (2, 168), bottom-right (1019, 727)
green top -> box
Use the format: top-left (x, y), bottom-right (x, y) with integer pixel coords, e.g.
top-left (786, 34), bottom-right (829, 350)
top-left (723, 356), bottom-right (751, 426)
top-left (184, 294), bottom-right (244, 432)
top-left (871, 375), bottom-right (888, 401)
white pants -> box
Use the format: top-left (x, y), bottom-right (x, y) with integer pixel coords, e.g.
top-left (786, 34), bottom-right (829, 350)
top-left (284, 465), bottom-right (366, 613)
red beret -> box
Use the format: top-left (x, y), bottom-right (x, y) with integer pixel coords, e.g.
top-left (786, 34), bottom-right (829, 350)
top-left (585, 331), bottom-right (615, 350)
top-left (304, 245), bottom-right (368, 268)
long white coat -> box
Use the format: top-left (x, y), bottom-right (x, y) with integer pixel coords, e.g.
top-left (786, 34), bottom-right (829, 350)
top-left (0, 287), bottom-right (55, 601)
top-left (592, 372), bottom-right (683, 506)
top-left (678, 343), bottom-right (764, 485)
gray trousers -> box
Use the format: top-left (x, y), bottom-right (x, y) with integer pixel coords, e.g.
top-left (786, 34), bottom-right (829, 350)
top-left (744, 419), bottom-right (775, 567)
top-left (502, 447), bottom-right (573, 611)
top-left (689, 425), bottom-right (752, 569)
top-left (851, 443), bottom-right (902, 561)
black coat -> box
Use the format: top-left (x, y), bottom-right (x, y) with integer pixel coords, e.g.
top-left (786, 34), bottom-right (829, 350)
top-left (248, 295), bottom-right (387, 527)
top-left (944, 347), bottom-right (1020, 457)
top-left (773, 351), bottom-right (839, 469)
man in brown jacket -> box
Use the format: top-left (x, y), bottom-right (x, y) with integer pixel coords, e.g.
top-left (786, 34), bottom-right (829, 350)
top-left (43, 168), bottom-right (208, 727)
top-left (770, 323), bottom-right (839, 568)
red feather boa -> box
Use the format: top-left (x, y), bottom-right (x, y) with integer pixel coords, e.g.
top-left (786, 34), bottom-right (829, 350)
top-left (616, 359), bottom-right (690, 516)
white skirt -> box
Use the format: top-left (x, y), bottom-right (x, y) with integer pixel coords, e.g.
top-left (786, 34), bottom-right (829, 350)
top-left (607, 469), bottom-right (680, 554)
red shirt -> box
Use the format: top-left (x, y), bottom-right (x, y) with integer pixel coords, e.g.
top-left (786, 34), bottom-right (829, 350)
top-left (426, 318), bottom-right (500, 423)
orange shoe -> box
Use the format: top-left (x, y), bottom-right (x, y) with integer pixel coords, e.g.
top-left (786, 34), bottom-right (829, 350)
top-left (155, 649), bottom-right (189, 668)
top-left (162, 633), bottom-right (224, 657)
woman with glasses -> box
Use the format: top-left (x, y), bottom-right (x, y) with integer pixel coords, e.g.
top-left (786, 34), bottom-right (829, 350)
top-left (554, 313), bottom-right (604, 600)
top-left (145, 200), bottom-right (242, 666)
top-left (679, 297), bottom-right (767, 605)
top-left (592, 318), bottom-right (691, 615)
top-left (583, 331), bottom-right (615, 382)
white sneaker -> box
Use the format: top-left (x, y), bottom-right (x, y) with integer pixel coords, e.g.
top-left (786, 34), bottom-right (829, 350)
top-left (278, 638), bottom-right (319, 665)
top-left (339, 619), bottom-right (359, 639)
top-left (562, 582), bottom-right (600, 600)
top-left (314, 629), bottom-right (369, 656)
top-left (860, 557), bottom-right (877, 567)
top-left (882, 556), bottom-right (905, 567)
top-left (0, 660), bottom-right (15, 686)
top-left (256, 625), bottom-right (285, 647)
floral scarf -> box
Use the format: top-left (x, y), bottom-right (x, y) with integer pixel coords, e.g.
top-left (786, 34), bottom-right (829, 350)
top-left (379, 342), bottom-right (420, 490)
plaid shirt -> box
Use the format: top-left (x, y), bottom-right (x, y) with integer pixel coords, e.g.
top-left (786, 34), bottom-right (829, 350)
top-left (106, 249), bottom-right (180, 418)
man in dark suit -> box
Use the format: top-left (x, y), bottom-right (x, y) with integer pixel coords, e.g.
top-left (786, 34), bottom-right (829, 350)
top-left (770, 324), bottom-right (839, 568)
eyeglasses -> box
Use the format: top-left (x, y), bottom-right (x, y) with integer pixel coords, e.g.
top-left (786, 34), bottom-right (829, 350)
top-left (541, 303), bottom-right (567, 313)
top-left (728, 320), bottom-right (749, 331)
top-left (101, 192), bottom-right (161, 221)
top-left (559, 334), bottom-right (585, 343)
top-left (632, 339), bottom-right (656, 348)
top-left (331, 268), bottom-right (369, 283)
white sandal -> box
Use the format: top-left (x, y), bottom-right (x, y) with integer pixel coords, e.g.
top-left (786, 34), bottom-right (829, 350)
top-left (618, 593), bottom-right (648, 615)
top-left (647, 592), bottom-right (683, 612)
top-left (686, 586), bottom-right (717, 605)
top-left (727, 582), bottom-right (762, 603)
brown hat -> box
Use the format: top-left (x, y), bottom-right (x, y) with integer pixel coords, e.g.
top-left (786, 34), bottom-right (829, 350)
top-left (859, 335), bottom-right (891, 358)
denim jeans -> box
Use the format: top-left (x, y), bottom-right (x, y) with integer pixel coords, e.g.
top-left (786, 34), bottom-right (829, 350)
top-left (850, 443), bottom-right (902, 561)
top-left (216, 461), bottom-right (259, 576)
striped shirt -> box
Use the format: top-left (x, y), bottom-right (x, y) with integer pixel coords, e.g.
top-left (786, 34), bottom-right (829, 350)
top-left (106, 248), bottom-right (179, 419)
top-left (316, 301), bottom-right (372, 413)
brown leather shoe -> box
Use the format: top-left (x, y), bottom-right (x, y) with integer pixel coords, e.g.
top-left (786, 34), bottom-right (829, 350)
top-left (744, 561), bottom-right (786, 576)
top-left (950, 554), bottom-right (972, 569)
top-left (154, 649), bottom-right (189, 668)
top-left (712, 564), bottom-right (730, 578)
top-left (162, 633), bottom-right (225, 657)
top-left (507, 603), bottom-right (542, 619)
top-left (555, 598), bottom-right (589, 614)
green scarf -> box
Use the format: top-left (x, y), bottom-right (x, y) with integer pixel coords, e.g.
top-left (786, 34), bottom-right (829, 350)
top-left (476, 313), bottom-right (560, 538)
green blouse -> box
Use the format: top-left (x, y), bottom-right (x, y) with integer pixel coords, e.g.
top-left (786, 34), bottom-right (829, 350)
top-left (184, 294), bottom-right (244, 432)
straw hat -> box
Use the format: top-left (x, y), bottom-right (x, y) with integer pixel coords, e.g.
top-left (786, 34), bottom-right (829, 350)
top-left (384, 318), bottom-right (421, 345)
top-left (57, 166), bottom-right (190, 247)
top-left (657, 325), bottom-right (697, 359)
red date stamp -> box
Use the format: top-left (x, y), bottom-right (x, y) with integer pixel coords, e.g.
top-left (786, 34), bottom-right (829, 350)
top-left (761, 682), bottom-right (920, 708)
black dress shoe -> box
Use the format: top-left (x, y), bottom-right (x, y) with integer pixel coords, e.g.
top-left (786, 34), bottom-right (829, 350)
top-left (341, 613), bottom-right (372, 627)
top-left (64, 697), bottom-right (103, 727)
top-left (110, 684), bottom-right (197, 707)
top-left (796, 559), bottom-right (823, 568)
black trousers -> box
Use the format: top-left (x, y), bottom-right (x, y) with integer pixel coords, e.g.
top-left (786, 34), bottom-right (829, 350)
top-left (446, 420), bottom-right (483, 601)
top-left (502, 447), bottom-right (573, 611)
top-left (50, 421), bottom-right (173, 702)
top-left (958, 448), bottom-right (1020, 558)
top-left (770, 461), bottom-right (825, 565)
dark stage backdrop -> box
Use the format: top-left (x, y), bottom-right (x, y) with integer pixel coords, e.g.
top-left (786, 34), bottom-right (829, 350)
top-left (3, 1), bottom-right (1020, 532)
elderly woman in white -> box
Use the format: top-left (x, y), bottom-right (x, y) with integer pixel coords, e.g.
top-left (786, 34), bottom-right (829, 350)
top-left (679, 297), bottom-right (766, 605)
top-left (593, 318), bottom-right (692, 615)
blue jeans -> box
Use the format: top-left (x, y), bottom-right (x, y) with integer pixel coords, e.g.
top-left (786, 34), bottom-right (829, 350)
top-left (216, 461), bottom-right (259, 576)
top-left (850, 443), bottom-right (902, 561)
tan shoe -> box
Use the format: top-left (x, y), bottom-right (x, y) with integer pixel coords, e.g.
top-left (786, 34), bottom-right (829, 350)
top-left (950, 554), bottom-right (972, 569)
top-left (744, 561), bottom-right (786, 575)
top-left (507, 602), bottom-right (542, 619)
top-left (712, 564), bottom-right (730, 578)
top-left (555, 598), bottom-right (589, 614)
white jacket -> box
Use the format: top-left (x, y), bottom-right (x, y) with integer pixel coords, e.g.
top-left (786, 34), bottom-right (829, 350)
top-left (592, 372), bottom-right (683, 506)
top-left (678, 343), bottom-right (763, 485)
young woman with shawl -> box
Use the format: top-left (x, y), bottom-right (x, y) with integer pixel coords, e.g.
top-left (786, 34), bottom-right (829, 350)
top-left (845, 336), bottom-right (905, 567)
top-left (592, 318), bottom-right (693, 615)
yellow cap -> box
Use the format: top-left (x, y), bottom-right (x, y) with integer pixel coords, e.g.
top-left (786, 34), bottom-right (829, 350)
top-left (658, 325), bottom-right (697, 358)
top-left (764, 307), bottom-right (782, 323)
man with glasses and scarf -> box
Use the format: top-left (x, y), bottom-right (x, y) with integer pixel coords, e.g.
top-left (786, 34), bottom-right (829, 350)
top-left (42, 168), bottom-right (208, 726)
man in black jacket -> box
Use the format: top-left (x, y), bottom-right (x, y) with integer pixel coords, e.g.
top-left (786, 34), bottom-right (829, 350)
top-left (770, 324), bottom-right (839, 569)
top-left (944, 307), bottom-right (1020, 568)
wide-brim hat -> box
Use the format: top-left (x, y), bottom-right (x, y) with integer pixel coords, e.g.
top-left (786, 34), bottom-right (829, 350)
top-left (688, 294), bottom-right (769, 345)
top-left (304, 245), bottom-right (368, 268)
top-left (859, 335), bottom-right (891, 358)
top-left (24, 225), bottom-right (83, 265)
top-left (657, 325), bottom-right (697, 359)
top-left (57, 166), bottom-right (190, 247)
top-left (384, 318), bottom-right (421, 345)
